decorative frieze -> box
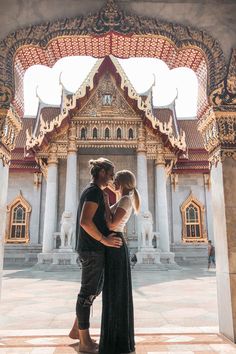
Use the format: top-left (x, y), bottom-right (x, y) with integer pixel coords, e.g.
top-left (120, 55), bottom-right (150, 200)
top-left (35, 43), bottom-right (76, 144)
top-left (198, 107), bottom-right (236, 166)
top-left (209, 147), bottom-right (236, 167)
top-left (0, 105), bottom-right (22, 165)
top-left (210, 49), bottom-right (236, 106)
top-left (137, 125), bottom-right (147, 153)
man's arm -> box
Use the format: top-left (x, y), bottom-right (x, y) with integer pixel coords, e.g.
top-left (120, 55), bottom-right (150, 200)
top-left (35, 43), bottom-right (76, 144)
top-left (80, 201), bottom-right (122, 248)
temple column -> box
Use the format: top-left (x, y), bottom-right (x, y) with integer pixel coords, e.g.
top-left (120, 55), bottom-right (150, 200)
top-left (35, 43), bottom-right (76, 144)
top-left (137, 152), bottom-right (149, 212)
top-left (199, 102), bottom-right (236, 342)
top-left (30, 172), bottom-right (42, 244)
top-left (155, 152), bottom-right (170, 252)
top-left (42, 150), bottom-right (58, 253)
top-left (0, 157), bottom-right (9, 299)
top-left (137, 125), bottom-right (149, 212)
top-left (64, 126), bottom-right (78, 218)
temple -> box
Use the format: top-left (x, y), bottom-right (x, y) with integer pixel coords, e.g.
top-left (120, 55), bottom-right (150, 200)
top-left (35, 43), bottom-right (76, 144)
top-left (4, 55), bottom-right (213, 266)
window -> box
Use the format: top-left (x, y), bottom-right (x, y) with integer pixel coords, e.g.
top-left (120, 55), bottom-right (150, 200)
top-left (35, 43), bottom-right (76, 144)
top-left (180, 193), bottom-right (207, 243)
top-left (102, 94), bottom-right (112, 106)
top-left (93, 127), bottom-right (98, 139)
top-left (105, 127), bottom-right (110, 139)
top-left (81, 127), bottom-right (86, 139)
top-left (128, 128), bottom-right (134, 139)
top-left (117, 128), bottom-right (122, 139)
top-left (6, 193), bottom-right (31, 243)
top-left (186, 203), bottom-right (200, 238)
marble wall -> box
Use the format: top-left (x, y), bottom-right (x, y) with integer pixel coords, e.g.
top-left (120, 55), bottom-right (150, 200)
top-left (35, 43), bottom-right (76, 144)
top-left (168, 173), bottom-right (214, 244)
top-left (7, 172), bottom-right (39, 244)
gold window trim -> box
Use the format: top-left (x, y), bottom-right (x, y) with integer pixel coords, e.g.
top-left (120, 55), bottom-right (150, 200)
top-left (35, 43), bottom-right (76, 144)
top-left (5, 191), bottom-right (32, 244)
top-left (180, 192), bottom-right (207, 243)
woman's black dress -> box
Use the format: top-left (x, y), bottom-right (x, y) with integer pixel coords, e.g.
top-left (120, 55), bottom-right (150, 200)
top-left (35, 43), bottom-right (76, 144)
top-left (99, 232), bottom-right (135, 354)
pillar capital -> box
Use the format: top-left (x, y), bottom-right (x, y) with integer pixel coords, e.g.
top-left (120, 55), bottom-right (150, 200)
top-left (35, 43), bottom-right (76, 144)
top-left (48, 144), bottom-right (58, 165)
top-left (67, 140), bottom-right (77, 154)
top-left (48, 153), bottom-right (58, 165)
top-left (137, 124), bottom-right (147, 153)
top-left (155, 153), bottom-right (165, 166)
top-left (67, 124), bottom-right (78, 153)
top-left (198, 107), bottom-right (236, 167)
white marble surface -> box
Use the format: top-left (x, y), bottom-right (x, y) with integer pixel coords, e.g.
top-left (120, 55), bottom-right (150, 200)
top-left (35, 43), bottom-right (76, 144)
top-left (42, 163), bottom-right (58, 253)
top-left (155, 163), bottom-right (170, 252)
top-left (0, 160), bottom-right (9, 300)
top-left (65, 152), bottom-right (77, 219)
top-left (137, 152), bottom-right (149, 212)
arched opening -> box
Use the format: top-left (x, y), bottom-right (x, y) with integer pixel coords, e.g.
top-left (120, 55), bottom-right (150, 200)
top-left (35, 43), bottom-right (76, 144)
top-left (92, 127), bottom-right (98, 139)
top-left (1, 0), bottom-right (235, 347)
top-left (6, 192), bottom-right (31, 243)
top-left (117, 127), bottom-right (122, 139)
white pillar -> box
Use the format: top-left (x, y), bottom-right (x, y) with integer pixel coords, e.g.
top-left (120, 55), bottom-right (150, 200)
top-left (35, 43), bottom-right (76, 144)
top-left (42, 154), bottom-right (58, 253)
top-left (137, 151), bottom-right (149, 212)
top-left (65, 151), bottom-right (77, 218)
top-left (0, 158), bottom-right (9, 299)
top-left (155, 159), bottom-right (170, 252)
top-left (30, 172), bottom-right (42, 244)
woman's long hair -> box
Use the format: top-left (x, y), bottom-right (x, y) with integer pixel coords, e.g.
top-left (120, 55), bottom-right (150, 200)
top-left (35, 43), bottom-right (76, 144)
top-left (115, 170), bottom-right (141, 214)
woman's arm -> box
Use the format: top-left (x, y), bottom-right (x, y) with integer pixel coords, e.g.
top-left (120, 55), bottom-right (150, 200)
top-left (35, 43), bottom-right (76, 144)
top-left (103, 192), bottom-right (113, 226)
top-left (107, 207), bottom-right (126, 230)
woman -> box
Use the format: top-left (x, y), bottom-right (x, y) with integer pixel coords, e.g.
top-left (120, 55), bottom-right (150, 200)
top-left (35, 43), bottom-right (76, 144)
top-left (99, 170), bottom-right (140, 354)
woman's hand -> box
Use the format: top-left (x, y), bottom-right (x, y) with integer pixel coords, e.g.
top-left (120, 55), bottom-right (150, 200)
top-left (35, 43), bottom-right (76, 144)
top-left (101, 233), bottom-right (123, 248)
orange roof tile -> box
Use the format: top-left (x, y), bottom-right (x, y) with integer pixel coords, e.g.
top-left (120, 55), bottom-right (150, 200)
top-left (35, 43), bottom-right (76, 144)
top-left (178, 120), bottom-right (205, 149)
top-left (15, 118), bottom-right (35, 148)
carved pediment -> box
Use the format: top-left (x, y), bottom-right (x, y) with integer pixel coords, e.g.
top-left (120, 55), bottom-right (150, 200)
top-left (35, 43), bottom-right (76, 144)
top-left (78, 71), bottom-right (138, 118)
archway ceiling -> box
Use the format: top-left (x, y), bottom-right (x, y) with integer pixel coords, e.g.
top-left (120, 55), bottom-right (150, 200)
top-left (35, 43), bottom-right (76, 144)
top-left (13, 33), bottom-right (208, 118)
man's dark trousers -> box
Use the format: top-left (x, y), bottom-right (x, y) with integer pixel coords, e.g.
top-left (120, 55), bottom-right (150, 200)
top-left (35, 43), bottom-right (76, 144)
top-left (76, 251), bottom-right (105, 329)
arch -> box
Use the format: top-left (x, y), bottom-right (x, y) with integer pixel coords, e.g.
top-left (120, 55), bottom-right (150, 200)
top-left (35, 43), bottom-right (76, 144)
top-left (105, 127), bottom-right (110, 139)
top-left (92, 127), bottom-right (98, 139)
top-left (128, 128), bottom-right (134, 139)
top-left (180, 192), bottom-right (207, 243)
top-left (80, 127), bottom-right (86, 140)
top-left (117, 127), bottom-right (122, 139)
top-left (0, 0), bottom-right (227, 119)
top-left (6, 191), bottom-right (31, 243)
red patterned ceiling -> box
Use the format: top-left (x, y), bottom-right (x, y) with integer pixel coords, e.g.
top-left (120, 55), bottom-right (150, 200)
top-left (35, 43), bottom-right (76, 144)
top-left (13, 33), bottom-right (208, 118)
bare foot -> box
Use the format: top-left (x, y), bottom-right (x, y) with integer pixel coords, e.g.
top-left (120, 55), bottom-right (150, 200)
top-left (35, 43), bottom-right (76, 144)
top-left (79, 341), bottom-right (99, 353)
top-left (69, 327), bottom-right (80, 340)
top-left (68, 328), bottom-right (97, 344)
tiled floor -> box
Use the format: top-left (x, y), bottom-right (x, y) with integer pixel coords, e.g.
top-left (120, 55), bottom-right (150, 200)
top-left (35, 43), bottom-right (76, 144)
top-left (1, 332), bottom-right (236, 353)
top-left (1, 265), bottom-right (235, 353)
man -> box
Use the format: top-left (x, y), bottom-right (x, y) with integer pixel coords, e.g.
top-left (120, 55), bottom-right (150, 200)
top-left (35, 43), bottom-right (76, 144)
top-left (71, 158), bottom-right (122, 353)
top-left (208, 240), bottom-right (216, 269)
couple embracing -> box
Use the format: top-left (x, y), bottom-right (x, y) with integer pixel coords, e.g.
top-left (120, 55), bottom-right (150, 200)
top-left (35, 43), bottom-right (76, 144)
top-left (69, 158), bottom-right (140, 354)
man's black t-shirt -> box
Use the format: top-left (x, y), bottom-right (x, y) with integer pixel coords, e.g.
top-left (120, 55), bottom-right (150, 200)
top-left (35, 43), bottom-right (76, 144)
top-left (75, 183), bottom-right (110, 253)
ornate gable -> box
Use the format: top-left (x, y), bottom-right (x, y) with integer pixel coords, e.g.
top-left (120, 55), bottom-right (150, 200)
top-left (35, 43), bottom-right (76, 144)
top-left (78, 71), bottom-right (137, 118)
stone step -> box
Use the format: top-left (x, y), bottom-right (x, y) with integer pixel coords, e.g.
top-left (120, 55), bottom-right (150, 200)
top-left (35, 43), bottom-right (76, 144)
top-left (31, 263), bottom-right (81, 272)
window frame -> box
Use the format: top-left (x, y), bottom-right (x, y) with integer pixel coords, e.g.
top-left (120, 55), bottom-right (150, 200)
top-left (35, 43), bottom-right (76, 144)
top-left (6, 192), bottom-right (31, 244)
top-left (180, 193), bottom-right (207, 243)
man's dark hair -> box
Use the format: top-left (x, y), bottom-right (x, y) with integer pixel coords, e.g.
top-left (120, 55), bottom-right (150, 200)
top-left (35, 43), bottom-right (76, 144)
top-left (89, 158), bottom-right (114, 179)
